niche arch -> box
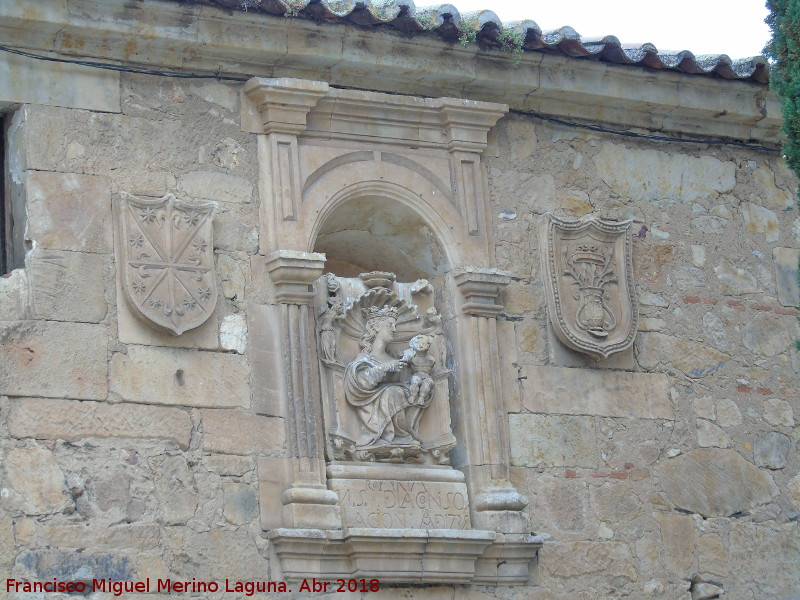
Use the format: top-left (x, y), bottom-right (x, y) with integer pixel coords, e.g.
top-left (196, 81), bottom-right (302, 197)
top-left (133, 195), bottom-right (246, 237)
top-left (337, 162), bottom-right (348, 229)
top-left (308, 180), bottom-right (458, 280)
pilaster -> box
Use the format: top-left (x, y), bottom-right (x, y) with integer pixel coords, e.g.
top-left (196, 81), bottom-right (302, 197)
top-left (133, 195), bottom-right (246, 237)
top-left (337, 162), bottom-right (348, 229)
top-left (452, 268), bottom-right (530, 533)
top-left (257, 250), bottom-right (340, 530)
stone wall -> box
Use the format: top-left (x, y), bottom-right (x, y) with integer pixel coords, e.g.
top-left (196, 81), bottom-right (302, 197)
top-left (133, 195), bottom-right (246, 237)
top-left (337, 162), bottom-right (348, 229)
top-left (0, 68), bottom-right (798, 600)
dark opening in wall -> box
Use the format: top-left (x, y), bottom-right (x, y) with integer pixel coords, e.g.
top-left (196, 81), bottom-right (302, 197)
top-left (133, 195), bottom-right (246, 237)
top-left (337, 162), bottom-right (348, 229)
top-left (2, 108), bottom-right (27, 275)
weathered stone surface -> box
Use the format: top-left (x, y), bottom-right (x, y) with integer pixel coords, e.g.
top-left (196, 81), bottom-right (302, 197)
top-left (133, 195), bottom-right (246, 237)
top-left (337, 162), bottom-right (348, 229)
top-left (0, 321), bottom-right (108, 400)
top-left (178, 170), bottom-right (253, 203)
top-left (26, 249), bottom-right (107, 322)
top-left (635, 245), bottom-right (675, 285)
top-left (729, 521), bottom-right (800, 598)
top-left (591, 483), bottom-right (643, 523)
top-left (0, 269), bottom-right (29, 320)
top-left (93, 473), bottom-right (130, 514)
top-left (541, 541), bottom-right (637, 581)
top-left (217, 253), bottom-right (247, 301)
top-left (655, 448), bottom-right (778, 517)
top-left (754, 165), bottom-right (794, 210)
top-left (714, 259), bottom-right (758, 295)
top-left (223, 483), bottom-right (257, 525)
top-left (220, 313), bottom-right (247, 354)
top-left (753, 432), bottom-right (791, 469)
top-left (520, 366), bottom-right (673, 419)
top-left (696, 419), bottom-right (732, 448)
top-left (202, 409), bottom-right (285, 455)
top-left (690, 245), bottom-right (706, 267)
top-left (742, 312), bottom-right (792, 358)
top-left (4, 445), bottom-right (70, 514)
top-left (204, 455), bottom-right (255, 477)
top-left (773, 247), bottom-right (800, 307)
top-left (789, 475), bottom-right (800, 510)
top-left (516, 473), bottom-right (590, 534)
top-left (163, 527), bottom-right (268, 581)
top-left (742, 202), bottom-right (780, 242)
top-left (715, 399), bottom-right (742, 427)
top-left (0, 48), bottom-right (120, 112)
top-left (0, 516), bottom-right (13, 574)
top-left (654, 512), bottom-right (695, 576)
top-left (26, 550), bottom-right (133, 581)
top-left (635, 332), bottom-right (730, 378)
top-left (37, 523), bottom-right (161, 550)
top-left (26, 171), bottom-right (112, 252)
top-left (763, 398), bottom-right (795, 427)
top-left (509, 414), bottom-right (597, 468)
top-left (692, 397), bottom-right (715, 420)
top-left (149, 455), bottom-right (198, 525)
top-left (638, 289), bottom-right (670, 307)
top-left (593, 143), bottom-right (735, 203)
top-left (7, 398), bottom-right (192, 449)
top-left (698, 533), bottom-right (728, 577)
top-left (673, 265), bottom-right (706, 290)
top-left (110, 345), bottom-right (248, 408)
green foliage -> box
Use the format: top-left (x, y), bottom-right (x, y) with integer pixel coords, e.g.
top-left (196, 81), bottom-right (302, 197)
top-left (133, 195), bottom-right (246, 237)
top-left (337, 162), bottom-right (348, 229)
top-left (283, 0), bottom-right (304, 17)
top-left (458, 20), bottom-right (478, 47)
top-left (416, 13), bottom-right (436, 30)
top-left (765, 0), bottom-right (800, 334)
top-left (765, 0), bottom-right (800, 175)
top-left (498, 29), bottom-right (524, 67)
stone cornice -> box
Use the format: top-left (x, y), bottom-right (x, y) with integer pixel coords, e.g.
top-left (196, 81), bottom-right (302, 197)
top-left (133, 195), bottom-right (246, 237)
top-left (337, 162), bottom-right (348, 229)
top-left (0, 0), bottom-right (782, 145)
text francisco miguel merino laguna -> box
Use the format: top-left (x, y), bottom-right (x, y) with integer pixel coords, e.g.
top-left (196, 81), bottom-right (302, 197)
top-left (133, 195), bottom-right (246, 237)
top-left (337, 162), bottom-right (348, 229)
top-left (6, 577), bottom-right (382, 595)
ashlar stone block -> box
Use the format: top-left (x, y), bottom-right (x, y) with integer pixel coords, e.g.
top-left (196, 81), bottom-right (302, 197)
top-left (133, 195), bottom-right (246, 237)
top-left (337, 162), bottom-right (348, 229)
top-left (109, 345), bottom-right (248, 408)
top-left (655, 448), bottom-right (778, 517)
top-left (26, 171), bottom-right (112, 252)
top-left (7, 398), bottom-right (192, 449)
top-left (520, 365), bottom-right (672, 419)
top-left (4, 445), bottom-right (70, 515)
top-left (0, 321), bottom-right (108, 400)
top-left (26, 249), bottom-right (107, 322)
top-left (202, 409), bottom-right (285, 455)
top-left (509, 414), bottom-right (598, 468)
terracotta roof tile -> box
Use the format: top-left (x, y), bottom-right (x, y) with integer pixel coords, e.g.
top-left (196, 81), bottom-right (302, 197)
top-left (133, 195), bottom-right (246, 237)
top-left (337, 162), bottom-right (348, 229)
top-left (199, 0), bottom-right (769, 83)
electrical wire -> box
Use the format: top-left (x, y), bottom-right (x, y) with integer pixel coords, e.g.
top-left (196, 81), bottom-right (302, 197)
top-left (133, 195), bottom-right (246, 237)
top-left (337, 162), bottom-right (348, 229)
top-left (0, 44), bottom-right (782, 153)
top-left (520, 111), bottom-right (781, 153)
top-left (0, 45), bottom-right (248, 82)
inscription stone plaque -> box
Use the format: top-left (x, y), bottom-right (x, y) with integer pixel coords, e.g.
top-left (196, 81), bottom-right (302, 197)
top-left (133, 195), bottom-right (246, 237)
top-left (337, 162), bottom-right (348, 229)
top-left (329, 478), bottom-right (471, 530)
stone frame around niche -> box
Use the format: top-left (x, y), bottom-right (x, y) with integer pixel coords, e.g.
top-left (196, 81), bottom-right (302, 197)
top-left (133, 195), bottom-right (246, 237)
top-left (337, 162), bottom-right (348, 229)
top-left (242, 78), bottom-right (542, 585)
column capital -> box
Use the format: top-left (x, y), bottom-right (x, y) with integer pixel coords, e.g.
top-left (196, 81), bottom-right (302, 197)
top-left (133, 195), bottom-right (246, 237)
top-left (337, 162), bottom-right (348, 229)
top-left (452, 268), bottom-right (511, 317)
top-left (263, 250), bottom-right (326, 305)
top-left (242, 77), bottom-right (329, 135)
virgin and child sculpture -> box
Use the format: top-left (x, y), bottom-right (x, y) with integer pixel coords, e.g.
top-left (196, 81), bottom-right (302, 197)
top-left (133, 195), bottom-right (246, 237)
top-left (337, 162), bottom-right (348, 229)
top-left (315, 272), bottom-right (456, 464)
top-left (344, 306), bottom-right (435, 449)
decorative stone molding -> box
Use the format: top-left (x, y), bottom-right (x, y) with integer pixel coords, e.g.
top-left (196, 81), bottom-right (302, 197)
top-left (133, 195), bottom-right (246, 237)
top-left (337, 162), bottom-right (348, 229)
top-left (541, 214), bottom-right (639, 360)
top-left (262, 250), bottom-right (326, 305)
top-left (245, 80), bottom-right (538, 584)
top-left (453, 268), bottom-right (510, 317)
top-left (4, 0), bottom-right (781, 143)
top-left (269, 528), bottom-right (542, 585)
top-left (114, 193), bottom-right (217, 336)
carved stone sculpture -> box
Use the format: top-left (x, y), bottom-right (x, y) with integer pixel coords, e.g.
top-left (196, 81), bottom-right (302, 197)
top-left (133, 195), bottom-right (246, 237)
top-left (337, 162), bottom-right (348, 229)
top-left (541, 214), bottom-right (638, 359)
top-left (316, 271), bottom-right (455, 464)
top-left (116, 193), bottom-right (217, 335)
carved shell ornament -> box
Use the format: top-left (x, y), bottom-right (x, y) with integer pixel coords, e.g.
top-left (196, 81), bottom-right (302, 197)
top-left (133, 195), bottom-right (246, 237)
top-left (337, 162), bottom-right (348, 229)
top-left (541, 214), bottom-right (638, 359)
top-left (117, 193), bottom-right (218, 335)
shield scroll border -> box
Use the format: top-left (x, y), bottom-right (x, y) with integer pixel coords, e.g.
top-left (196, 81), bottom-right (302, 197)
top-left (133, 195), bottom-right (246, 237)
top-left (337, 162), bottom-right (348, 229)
top-left (541, 214), bottom-right (639, 360)
top-left (115, 193), bottom-right (218, 336)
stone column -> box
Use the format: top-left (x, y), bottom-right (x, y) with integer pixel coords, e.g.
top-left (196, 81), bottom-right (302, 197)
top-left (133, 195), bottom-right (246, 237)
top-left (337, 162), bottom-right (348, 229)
top-left (257, 250), bottom-right (340, 530)
top-left (451, 268), bottom-right (529, 534)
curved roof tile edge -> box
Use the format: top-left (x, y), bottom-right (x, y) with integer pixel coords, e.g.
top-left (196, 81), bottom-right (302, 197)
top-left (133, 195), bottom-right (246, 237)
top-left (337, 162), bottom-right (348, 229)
top-left (220, 0), bottom-right (769, 83)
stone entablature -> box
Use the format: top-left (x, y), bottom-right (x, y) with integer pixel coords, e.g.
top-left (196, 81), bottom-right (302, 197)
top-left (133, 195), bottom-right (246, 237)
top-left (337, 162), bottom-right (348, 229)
top-left (0, 0), bottom-right (783, 143)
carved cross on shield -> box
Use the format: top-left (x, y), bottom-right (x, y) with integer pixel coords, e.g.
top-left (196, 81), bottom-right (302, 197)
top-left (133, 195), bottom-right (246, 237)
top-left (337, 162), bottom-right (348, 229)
top-left (541, 214), bottom-right (638, 359)
top-left (116, 194), bottom-right (217, 335)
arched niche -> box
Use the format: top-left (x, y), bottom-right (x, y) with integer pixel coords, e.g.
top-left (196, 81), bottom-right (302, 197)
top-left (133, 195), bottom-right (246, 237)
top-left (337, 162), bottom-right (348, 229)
top-left (310, 182), bottom-right (452, 281)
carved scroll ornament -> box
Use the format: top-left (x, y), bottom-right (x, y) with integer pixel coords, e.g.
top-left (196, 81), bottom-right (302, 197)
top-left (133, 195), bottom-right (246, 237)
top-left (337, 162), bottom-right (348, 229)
top-left (542, 214), bottom-right (638, 359)
top-left (117, 193), bottom-right (217, 335)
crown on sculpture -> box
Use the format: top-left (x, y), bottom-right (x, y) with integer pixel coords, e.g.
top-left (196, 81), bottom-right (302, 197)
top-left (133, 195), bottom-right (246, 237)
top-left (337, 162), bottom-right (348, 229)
top-left (365, 305), bottom-right (399, 321)
top-left (572, 244), bottom-right (606, 264)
